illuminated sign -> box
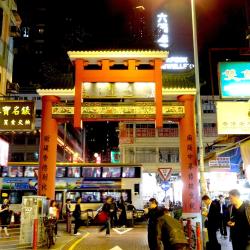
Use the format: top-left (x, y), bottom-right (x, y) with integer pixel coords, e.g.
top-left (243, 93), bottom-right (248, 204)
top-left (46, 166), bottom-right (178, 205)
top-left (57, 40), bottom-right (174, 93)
top-left (52, 102), bottom-right (185, 120)
top-left (216, 101), bottom-right (250, 134)
top-left (0, 138), bottom-right (9, 166)
top-left (162, 57), bottom-right (194, 70)
top-left (83, 82), bottom-right (155, 99)
top-left (219, 62), bottom-right (250, 99)
top-left (156, 12), bottom-right (169, 49)
top-left (111, 151), bottom-right (120, 164)
top-left (0, 101), bottom-right (35, 131)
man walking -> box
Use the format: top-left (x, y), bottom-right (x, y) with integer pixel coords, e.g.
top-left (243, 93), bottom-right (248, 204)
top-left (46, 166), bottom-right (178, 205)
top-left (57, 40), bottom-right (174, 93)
top-left (202, 195), bottom-right (221, 250)
top-left (147, 198), bottom-right (163, 250)
top-left (218, 194), bottom-right (228, 238)
top-left (227, 189), bottom-right (250, 250)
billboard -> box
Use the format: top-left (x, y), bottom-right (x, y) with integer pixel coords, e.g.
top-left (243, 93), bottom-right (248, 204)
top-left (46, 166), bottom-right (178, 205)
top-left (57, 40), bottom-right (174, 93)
top-left (0, 101), bottom-right (35, 131)
top-left (216, 101), bottom-right (250, 134)
top-left (219, 62), bottom-right (250, 99)
top-left (0, 138), bottom-right (9, 166)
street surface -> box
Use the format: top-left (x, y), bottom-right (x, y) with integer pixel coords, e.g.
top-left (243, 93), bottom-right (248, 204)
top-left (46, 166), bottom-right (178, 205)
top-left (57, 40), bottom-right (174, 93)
top-left (0, 224), bottom-right (233, 250)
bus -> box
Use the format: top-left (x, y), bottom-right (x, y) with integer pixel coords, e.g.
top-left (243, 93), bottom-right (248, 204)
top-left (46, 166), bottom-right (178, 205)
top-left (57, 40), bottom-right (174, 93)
top-left (0, 163), bottom-right (142, 215)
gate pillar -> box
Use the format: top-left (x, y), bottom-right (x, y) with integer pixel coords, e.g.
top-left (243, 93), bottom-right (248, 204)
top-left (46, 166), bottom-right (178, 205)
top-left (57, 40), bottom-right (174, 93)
top-left (38, 95), bottom-right (60, 200)
top-left (178, 95), bottom-right (200, 215)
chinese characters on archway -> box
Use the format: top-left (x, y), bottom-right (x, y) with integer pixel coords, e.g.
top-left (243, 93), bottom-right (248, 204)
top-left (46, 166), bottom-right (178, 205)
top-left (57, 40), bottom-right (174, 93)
top-left (40, 135), bottom-right (50, 196)
top-left (186, 134), bottom-right (199, 211)
top-left (0, 101), bottom-right (35, 130)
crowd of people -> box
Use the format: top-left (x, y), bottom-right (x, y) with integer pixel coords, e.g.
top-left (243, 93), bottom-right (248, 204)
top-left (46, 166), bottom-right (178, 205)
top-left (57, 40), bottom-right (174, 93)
top-left (0, 188), bottom-right (249, 250)
top-left (202, 189), bottom-right (250, 250)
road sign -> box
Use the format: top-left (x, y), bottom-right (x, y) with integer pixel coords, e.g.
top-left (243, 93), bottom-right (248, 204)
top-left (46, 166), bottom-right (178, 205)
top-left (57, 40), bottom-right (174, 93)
top-left (158, 168), bottom-right (172, 181)
top-left (161, 181), bottom-right (171, 191)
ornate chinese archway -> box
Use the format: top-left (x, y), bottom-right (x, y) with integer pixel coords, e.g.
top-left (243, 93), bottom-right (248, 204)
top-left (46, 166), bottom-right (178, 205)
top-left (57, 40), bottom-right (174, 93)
top-left (38, 50), bottom-right (200, 217)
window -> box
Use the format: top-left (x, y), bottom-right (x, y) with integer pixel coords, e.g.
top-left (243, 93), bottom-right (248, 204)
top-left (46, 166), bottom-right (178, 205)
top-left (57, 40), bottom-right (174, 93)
top-left (27, 136), bottom-right (37, 145)
top-left (159, 148), bottom-right (179, 163)
top-left (11, 152), bottom-right (24, 161)
top-left (36, 110), bottom-right (42, 118)
top-left (26, 152), bottom-right (38, 161)
top-left (136, 148), bottom-right (156, 163)
top-left (13, 135), bottom-right (25, 144)
top-left (203, 123), bottom-right (217, 137)
top-left (202, 100), bottom-right (216, 113)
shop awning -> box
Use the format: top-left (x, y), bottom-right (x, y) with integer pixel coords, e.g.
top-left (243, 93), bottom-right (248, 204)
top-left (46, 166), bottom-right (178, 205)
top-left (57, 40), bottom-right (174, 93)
top-left (204, 136), bottom-right (250, 173)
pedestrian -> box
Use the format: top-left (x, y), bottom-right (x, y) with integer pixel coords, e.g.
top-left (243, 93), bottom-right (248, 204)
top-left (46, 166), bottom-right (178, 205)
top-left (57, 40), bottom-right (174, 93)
top-left (156, 208), bottom-right (189, 250)
top-left (49, 200), bottom-right (59, 236)
top-left (147, 198), bottom-right (164, 250)
top-left (99, 196), bottom-right (112, 237)
top-left (218, 194), bottom-right (228, 238)
top-left (110, 198), bottom-right (118, 228)
top-left (202, 195), bottom-right (221, 250)
top-left (73, 197), bottom-right (82, 236)
top-left (65, 199), bottom-right (72, 233)
top-left (0, 198), bottom-right (10, 237)
top-left (227, 189), bottom-right (250, 250)
top-left (117, 196), bottom-right (127, 227)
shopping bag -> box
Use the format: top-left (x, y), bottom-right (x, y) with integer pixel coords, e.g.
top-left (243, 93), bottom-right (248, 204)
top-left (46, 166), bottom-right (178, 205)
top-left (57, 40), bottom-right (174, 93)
top-left (11, 214), bottom-right (15, 223)
top-left (95, 211), bottom-right (108, 224)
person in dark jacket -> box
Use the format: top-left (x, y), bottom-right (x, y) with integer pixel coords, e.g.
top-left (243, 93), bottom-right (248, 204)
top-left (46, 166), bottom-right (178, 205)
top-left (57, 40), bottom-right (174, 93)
top-left (110, 197), bottom-right (118, 228)
top-left (147, 198), bottom-right (164, 250)
top-left (157, 208), bottom-right (189, 250)
top-left (99, 196), bottom-right (112, 236)
top-left (117, 196), bottom-right (127, 227)
top-left (202, 195), bottom-right (221, 249)
top-left (73, 197), bottom-right (82, 235)
top-left (218, 194), bottom-right (228, 238)
top-left (227, 189), bottom-right (250, 250)
top-left (0, 198), bottom-right (10, 237)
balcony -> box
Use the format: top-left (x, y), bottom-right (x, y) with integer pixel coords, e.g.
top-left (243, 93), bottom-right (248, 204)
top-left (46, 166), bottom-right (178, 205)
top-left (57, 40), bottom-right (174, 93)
top-left (203, 127), bottom-right (217, 137)
top-left (136, 128), bottom-right (156, 137)
top-left (158, 128), bottom-right (179, 137)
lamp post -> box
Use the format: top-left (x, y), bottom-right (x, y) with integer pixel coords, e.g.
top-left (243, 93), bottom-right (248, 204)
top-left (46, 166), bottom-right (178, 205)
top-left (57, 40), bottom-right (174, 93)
top-left (191, 1), bottom-right (207, 248)
top-left (190, 0), bottom-right (207, 197)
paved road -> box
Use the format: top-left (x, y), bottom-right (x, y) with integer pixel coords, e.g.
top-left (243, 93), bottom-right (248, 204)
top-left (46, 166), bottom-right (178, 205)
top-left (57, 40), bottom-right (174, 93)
top-left (0, 224), bottom-right (234, 250)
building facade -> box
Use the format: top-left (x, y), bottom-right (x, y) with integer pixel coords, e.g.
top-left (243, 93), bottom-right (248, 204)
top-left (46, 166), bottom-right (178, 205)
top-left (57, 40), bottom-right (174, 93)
top-left (0, 0), bottom-right (21, 97)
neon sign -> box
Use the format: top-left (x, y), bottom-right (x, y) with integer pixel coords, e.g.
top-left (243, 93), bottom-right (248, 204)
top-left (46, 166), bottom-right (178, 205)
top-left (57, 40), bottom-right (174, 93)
top-left (156, 12), bottom-right (169, 49)
top-left (219, 62), bottom-right (250, 98)
top-left (0, 101), bottom-right (35, 131)
top-left (162, 56), bottom-right (194, 70)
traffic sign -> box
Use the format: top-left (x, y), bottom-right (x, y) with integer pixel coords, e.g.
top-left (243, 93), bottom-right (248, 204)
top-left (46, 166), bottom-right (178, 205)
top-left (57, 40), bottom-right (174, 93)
top-left (158, 168), bottom-right (172, 181)
top-left (161, 181), bottom-right (171, 191)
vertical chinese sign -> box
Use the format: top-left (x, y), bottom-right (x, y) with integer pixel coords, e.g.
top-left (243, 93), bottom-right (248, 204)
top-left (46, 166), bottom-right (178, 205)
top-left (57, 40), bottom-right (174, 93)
top-left (0, 101), bottom-right (35, 131)
top-left (178, 95), bottom-right (200, 214)
top-left (38, 96), bottom-right (59, 199)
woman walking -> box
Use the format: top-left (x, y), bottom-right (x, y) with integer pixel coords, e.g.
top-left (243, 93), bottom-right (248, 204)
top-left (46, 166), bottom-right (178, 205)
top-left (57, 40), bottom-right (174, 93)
top-left (49, 200), bottom-right (59, 236)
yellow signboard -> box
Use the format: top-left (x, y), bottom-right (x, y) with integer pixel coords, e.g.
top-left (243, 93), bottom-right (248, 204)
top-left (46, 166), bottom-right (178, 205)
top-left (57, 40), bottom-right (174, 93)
top-left (217, 101), bottom-right (250, 134)
top-left (0, 101), bottom-right (35, 131)
top-left (52, 102), bottom-right (184, 120)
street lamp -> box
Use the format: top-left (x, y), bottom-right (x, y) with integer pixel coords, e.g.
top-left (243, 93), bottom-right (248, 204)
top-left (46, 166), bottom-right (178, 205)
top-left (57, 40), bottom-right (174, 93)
top-left (190, 0), bottom-right (207, 197)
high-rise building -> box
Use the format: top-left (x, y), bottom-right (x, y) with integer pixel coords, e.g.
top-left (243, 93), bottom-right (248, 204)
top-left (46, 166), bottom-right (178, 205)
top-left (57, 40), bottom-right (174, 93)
top-left (0, 0), bottom-right (21, 97)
